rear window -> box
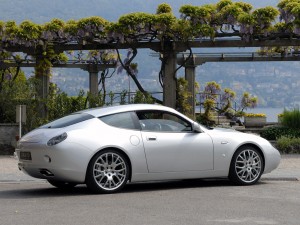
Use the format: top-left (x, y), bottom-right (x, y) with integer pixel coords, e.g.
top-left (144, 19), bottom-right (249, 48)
top-left (40, 113), bottom-right (94, 128)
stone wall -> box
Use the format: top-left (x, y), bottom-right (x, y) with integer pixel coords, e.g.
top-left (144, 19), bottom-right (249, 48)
top-left (0, 124), bottom-right (18, 155)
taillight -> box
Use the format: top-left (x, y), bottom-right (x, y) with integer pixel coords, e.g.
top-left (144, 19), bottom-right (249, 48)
top-left (47, 133), bottom-right (68, 146)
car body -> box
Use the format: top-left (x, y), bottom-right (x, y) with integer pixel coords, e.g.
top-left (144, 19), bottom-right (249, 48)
top-left (16, 104), bottom-right (281, 193)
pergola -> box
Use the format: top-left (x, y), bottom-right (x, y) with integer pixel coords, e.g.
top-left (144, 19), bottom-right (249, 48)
top-left (177, 50), bottom-right (300, 116)
top-left (1, 36), bottom-right (300, 117)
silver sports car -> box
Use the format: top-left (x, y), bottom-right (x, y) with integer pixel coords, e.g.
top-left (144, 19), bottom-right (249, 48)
top-left (16, 104), bottom-right (280, 193)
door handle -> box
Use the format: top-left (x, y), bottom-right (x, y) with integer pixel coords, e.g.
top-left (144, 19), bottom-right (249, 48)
top-left (147, 136), bottom-right (157, 141)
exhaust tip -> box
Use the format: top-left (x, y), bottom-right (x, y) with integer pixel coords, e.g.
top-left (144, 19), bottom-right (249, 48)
top-left (39, 169), bottom-right (54, 177)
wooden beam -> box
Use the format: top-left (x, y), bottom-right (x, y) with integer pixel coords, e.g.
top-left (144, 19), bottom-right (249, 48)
top-left (4, 38), bottom-right (300, 53)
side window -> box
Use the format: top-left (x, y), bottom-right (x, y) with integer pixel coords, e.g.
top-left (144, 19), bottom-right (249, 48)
top-left (136, 110), bottom-right (192, 132)
top-left (99, 112), bottom-right (137, 130)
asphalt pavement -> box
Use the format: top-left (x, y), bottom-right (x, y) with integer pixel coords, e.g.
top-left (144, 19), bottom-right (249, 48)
top-left (0, 154), bottom-right (300, 183)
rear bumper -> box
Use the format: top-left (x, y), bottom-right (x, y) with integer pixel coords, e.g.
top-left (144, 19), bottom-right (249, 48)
top-left (15, 141), bottom-right (92, 183)
top-left (18, 161), bottom-right (86, 183)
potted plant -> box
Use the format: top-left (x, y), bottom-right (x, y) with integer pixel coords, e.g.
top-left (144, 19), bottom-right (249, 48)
top-left (244, 113), bottom-right (266, 128)
top-left (277, 113), bottom-right (283, 124)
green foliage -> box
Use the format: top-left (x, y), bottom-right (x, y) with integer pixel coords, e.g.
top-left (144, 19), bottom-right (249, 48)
top-left (216, 0), bottom-right (233, 11)
top-left (180, 5), bottom-right (214, 21)
top-left (0, 20), bottom-right (4, 31)
top-left (198, 81), bottom-right (258, 124)
top-left (218, 3), bottom-right (244, 22)
top-left (235, 2), bottom-right (253, 13)
top-left (260, 126), bottom-right (300, 140)
top-left (155, 13), bottom-right (177, 29)
top-left (87, 92), bottom-right (105, 108)
top-left (277, 136), bottom-right (300, 153)
top-left (0, 68), bottom-right (32, 116)
top-left (132, 90), bottom-right (154, 104)
top-left (19, 20), bottom-right (42, 40)
top-left (252, 6), bottom-right (279, 25)
top-left (281, 108), bottom-right (300, 129)
top-left (238, 13), bottom-right (255, 25)
top-left (43, 19), bottom-right (65, 32)
top-left (261, 108), bottom-right (300, 141)
top-left (157, 3), bottom-right (173, 14)
top-left (278, 0), bottom-right (300, 12)
top-left (118, 13), bottom-right (154, 26)
top-left (110, 12), bottom-right (155, 38)
top-left (176, 77), bottom-right (192, 117)
top-left (196, 113), bottom-right (214, 127)
top-left (120, 90), bottom-right (127, 105)
top-left (274, 22), bottom-right (294, 33)
top-left (220, 88), bottom-right (236, 114)
top-left (203, 99), bottom-right (215, 117)
top-left (4, 21), bottom-right (19, 40)
top-left (1, 0), bottom-right (300, 45)
top-left (64, 20), bottom-right (78, 36)
top-left (196, 99), bottom-right (215, 126)
top-left (77, 16), bottom-right (108, 39)
top-left (240, 92), bottom-right (258, 111)
top-left (47, 84), bottom-right (87, 120)
top-left (77, 16), bottom-right (108, 29)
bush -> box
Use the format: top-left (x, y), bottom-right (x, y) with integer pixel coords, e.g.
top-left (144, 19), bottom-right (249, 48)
top-left (196, 113), bottom-right (215, 127)
top-left (281, 108), bottom-right (300, 129)
top-left (277, 136), bottom-right (300, 154)
top-left (260, 126), bottom-right (300, 140)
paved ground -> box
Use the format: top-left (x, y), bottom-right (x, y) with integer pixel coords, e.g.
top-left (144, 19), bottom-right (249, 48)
top-left (0, 154), bottom-right (300, 183)
top-left (1, 154), bottom-right (299, 225)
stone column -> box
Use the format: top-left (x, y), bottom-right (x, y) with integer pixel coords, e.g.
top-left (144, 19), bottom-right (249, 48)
top-left (185, 62), bottom-right (196, 118)
top-left (84, 64), bottom-right (100, 96)
top-left (35, 54), bottom-right (51, 118)
top-left (162, 51), bottom-right (177, 109)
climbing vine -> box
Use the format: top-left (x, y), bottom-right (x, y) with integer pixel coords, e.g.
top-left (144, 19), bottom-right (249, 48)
top-left (1, 0), bottom-right (300, 123)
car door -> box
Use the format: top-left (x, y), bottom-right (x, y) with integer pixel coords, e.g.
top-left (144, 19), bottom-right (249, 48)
top-left (136, 110), bottom-right (214, 173)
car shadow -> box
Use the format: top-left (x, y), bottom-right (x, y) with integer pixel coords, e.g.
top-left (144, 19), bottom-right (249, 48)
top-left (0, 178), bottom-right (266, 199)
top-left (122, 178), bottom-right (232, 193)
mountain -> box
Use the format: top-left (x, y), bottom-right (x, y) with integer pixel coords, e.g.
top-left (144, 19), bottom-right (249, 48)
top-left (1, 0), bottom-right (299, 108)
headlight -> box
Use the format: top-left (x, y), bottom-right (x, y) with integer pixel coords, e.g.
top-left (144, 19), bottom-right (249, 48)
top-left (47, 133), bottom-right (68, 146)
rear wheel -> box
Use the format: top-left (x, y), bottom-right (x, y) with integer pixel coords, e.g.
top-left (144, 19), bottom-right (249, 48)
top-left (86, 149), bottom-right (130, 194)
top-left (229, 146), bottom-right (264, 185)
top-left (47, 180), bottom-right (77, 189)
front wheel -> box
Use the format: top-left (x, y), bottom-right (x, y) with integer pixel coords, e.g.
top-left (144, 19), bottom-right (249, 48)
top-left (86, 150), bottom-right (130, 194)
top-left (229, 146), bottom-right (264, 185)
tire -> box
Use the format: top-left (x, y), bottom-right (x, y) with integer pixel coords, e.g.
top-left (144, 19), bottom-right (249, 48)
top-left (47, 180), bottom-right (77, 189)
top-left (86, 149), bottom-right (130, 194)
top-left (229, 146), bottom-right (264, 185)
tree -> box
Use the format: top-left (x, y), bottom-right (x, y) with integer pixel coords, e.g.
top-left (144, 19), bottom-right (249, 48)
top-left (176, 77), bottom-right (192, 117)
top-left (0, 67), bottom-right (28, 123)
top-left (198, 81), bottom-right (258, 125)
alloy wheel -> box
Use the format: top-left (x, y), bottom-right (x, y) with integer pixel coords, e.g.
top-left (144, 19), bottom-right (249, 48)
top-left (92, 152), bottom-right (128, 191)
top-left (235, 149), bottom-right (262, 183)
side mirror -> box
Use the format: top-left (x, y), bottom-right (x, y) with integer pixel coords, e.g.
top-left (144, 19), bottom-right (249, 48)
top-left (192, 122), bottom-right (202, 133)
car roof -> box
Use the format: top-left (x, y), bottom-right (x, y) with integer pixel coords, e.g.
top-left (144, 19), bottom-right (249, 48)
top-left (78, 104), bottom-right (179, 117)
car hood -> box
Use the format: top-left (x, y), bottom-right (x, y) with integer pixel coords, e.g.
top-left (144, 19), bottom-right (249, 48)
top-left (204, 127), bottom-right (266, 143)
top-left (207, 127), bottom-right (239, 133)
